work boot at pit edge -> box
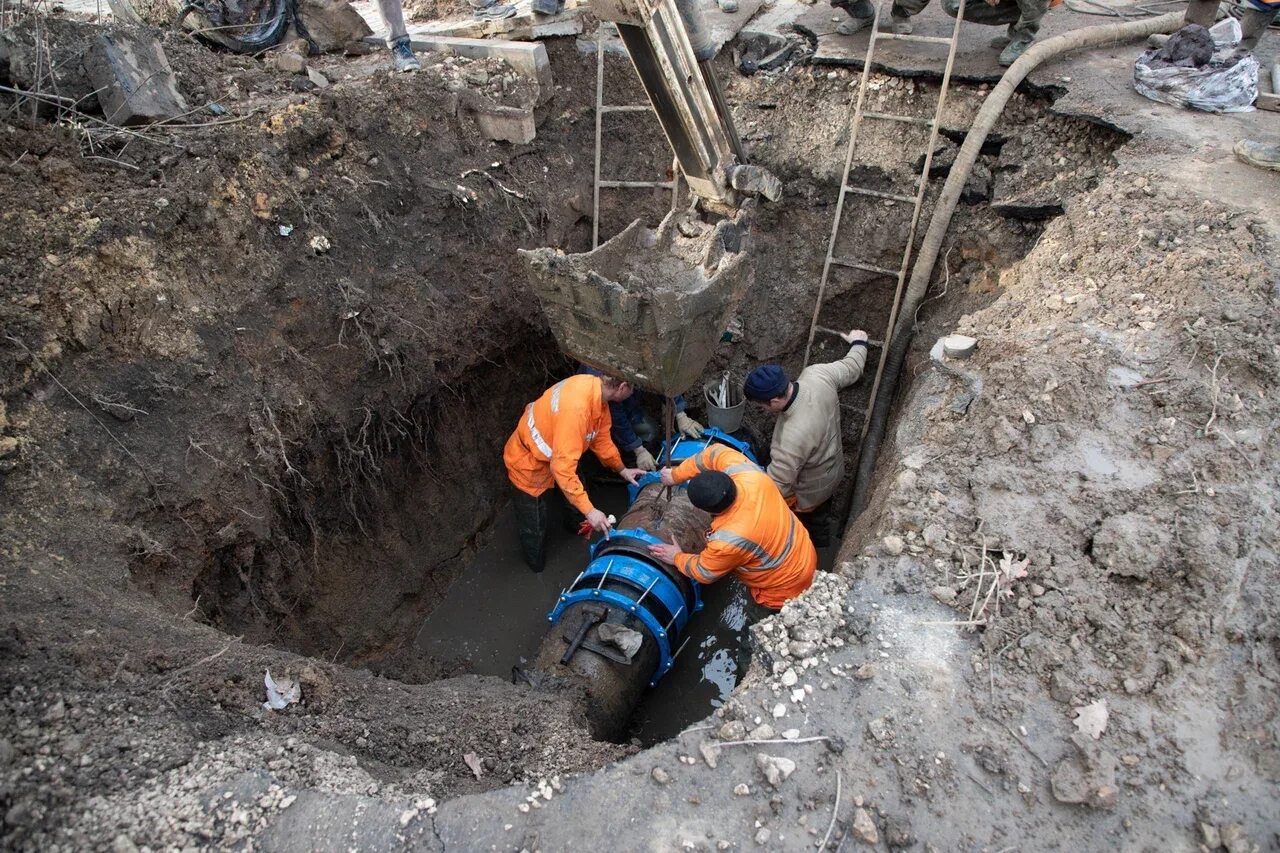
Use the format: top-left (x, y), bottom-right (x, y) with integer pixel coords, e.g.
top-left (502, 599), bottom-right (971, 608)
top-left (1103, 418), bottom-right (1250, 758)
top-left (998, 34), bottom-right (1033, 66)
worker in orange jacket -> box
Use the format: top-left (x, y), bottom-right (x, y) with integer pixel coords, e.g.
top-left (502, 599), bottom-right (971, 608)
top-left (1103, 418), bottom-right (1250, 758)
top-left (647, 444), bottom-right (817, 609)
top-left (503, 373), bottom-right (645, 572)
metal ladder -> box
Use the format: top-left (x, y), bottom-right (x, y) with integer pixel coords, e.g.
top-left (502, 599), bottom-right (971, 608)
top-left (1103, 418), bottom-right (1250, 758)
top-left (802, 0), bottom-right (967, 435)
top-left (592, 28), bottom-right (683, 249)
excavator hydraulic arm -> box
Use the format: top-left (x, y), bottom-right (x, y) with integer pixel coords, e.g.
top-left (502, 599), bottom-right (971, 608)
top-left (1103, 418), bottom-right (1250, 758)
top-left (592, 0), bottom-right (779, 213)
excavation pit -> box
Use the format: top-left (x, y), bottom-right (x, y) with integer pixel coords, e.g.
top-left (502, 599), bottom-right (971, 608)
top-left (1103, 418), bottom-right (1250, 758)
top-left (2, 30), bottom-right (1211, 850)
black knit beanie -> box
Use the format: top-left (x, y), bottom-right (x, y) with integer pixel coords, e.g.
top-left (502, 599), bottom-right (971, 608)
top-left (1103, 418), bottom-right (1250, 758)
top-left (687, 471), bottom-right (737, 514)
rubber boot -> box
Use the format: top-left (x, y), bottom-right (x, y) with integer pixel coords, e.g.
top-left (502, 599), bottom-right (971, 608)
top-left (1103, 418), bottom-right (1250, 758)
top-left (511, 490), bottom-right (548, 572)
top-left (1239, 7), bottom-right (1277, 51)
top-left (998, 34), bottom-right (1033, 66)
top-left (887, 4), bottom-right (913, 33)
top-left (833, 0), bottom-right (875, 35)
top-left (1234, 139), bottom-right (1280, 173)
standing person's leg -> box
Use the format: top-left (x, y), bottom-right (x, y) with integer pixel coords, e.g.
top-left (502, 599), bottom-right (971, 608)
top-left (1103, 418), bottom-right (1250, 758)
top-left (378, 0), bottom-right (421, 72)
top-left (1183, 0), bottom-right (1220, 26)
top-left (511, 489), bottom-right (549, 572)
top-left (1239, 3), bottom-right (1278, 50)
top-left (796, 499), bottom-right (832, 549)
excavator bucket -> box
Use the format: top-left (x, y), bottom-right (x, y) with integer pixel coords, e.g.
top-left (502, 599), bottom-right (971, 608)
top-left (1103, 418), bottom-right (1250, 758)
top-left (519, 207), bottom-right (754, 397)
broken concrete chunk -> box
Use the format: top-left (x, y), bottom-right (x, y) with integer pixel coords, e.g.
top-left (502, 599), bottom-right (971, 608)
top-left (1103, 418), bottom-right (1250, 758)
top-left (851, 807), bottom-right (879, 844)
top-left (408, 37), bottom-right (553, 105)
top-left (272, 50), bottom-right (308, 75)
top-left (86, 29), bottom-right (189, 125)
top-left (467, 99), bottom-right (536, 144)
top-left (297, 0), bottom-right (373, 52)
top-left (754, 753), bottom-right (796, 789)
top-left (717, 720), bottom-right (747, 741)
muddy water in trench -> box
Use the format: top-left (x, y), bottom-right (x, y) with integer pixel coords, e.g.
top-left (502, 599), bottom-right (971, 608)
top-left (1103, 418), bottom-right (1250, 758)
top-left (415, 479), bottom-right (841, 742)
top-left (415, 481), bottom-right (758, 742)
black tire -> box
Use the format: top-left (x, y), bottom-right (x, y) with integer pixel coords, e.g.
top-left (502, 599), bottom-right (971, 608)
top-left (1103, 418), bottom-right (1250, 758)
top-left (183, 0), bottom-right (291, 54)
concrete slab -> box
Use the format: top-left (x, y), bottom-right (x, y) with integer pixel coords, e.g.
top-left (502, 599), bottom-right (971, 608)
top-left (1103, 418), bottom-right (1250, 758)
top-left (86, 29), bottom-right (189, 125)
top-left (355, 0), bottom-right (586, 43)
top-left (402, 35), bottom-right (554, 102)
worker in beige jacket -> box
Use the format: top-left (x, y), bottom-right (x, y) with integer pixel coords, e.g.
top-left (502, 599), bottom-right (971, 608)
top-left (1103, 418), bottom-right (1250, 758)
top-left (742, 329), bottom-right (868, 547)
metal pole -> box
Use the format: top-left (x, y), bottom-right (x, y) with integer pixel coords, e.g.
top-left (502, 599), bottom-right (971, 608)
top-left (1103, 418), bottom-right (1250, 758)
top-left (592, 34), bottom-right (606, 250)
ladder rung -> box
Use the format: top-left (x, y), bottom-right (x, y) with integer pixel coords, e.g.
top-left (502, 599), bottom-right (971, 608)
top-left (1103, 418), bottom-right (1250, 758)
top-left (600, 105), bottom-right (651, 114)
top-left (844, 185), bottom-right (915, 203)
top-left (831, 257), bottom-right (900, 278)
top-left (862, 111), bottom-right (934, 127)
top-left (874, 33), bottom-right (955, 45)
top-left (599, 180), bottom-right (676, 189)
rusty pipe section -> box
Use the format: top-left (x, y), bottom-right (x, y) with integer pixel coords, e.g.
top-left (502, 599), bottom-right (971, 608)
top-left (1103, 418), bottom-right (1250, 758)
top-left (530, 484), bottom-right (710, 739)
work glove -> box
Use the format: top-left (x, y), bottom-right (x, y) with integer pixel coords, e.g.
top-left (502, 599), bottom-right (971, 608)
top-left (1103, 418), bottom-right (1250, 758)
top-left (634, 446), bottom-right (658, 471)
top-left (675, 412), bottom-right (704, 439)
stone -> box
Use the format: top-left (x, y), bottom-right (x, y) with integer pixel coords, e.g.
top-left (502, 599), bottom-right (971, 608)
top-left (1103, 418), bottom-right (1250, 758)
top-left (755, 753), bottom-right (796, 789)
top-left (111, 835), bottom-right (139, 853)
top-left (699, 742), bottom-right (720, 769)
top-left (882, 535), bottom-right (905, 556)
top-left (1199, 822), bottom-right (1221, 849)
top-left (942, 334), bottom-right (977, 359)
top-left (733, 783), bottom-right (750, 796)
top-left (852, 808), bottom-right (879, 844)
top-left (0, 437), bottom-right (18, 458)
top-left (747, 724), bottom-right (775, 741)
top-left (306, 68), bottom-right (330, 88)
top-left (853, 663), bottom-right (875, 680)
top-left (867, 717), bottom-right (891, 742)
top-left (772, 703), bottom-right (787, 719)
top-left (718, 720), bottom-right (747, 741)
top-left (273, 50), bottom-right (308, 74)
top-left (930, 586), bottom-right (957, 605)
top-left (780, 668), bottom-right (798, 687)
top-left (754, 827), bottom-right (771, 845)
top-left (651, 766), bottom-right (670, 784)
top-left (922, 524), bottom-right (946, 548)
top-left (297, 0), bottom-right (373, 52)
top-left (86, 29), bottom-right (189, 125)
top-left (1220, 825), bottom-right (1254, 853)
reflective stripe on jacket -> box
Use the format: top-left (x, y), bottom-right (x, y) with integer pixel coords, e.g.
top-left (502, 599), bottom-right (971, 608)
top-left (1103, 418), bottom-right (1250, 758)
top-left (503, 374), bottom-right (624, 515)
top-left (670, 445), bottom-right (817, 609)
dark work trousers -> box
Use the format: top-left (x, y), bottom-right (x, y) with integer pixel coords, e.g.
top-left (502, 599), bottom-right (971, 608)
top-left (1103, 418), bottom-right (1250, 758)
top-left (511, 489), bottom-right (550, 572)
top-left (1185, 0), bottom-right (1277, 49)
top-left (941, 0), bottom-right (1050, 40)
top-left (796, 499), bottom-right (833, 550)
top-left (511, 487), bottom-right (583, 572)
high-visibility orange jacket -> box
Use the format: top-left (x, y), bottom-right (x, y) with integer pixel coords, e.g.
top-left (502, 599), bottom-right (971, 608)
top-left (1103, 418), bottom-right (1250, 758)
top-left (503, 374), bottom-right (625, 516)
top-left (669, 444), bottom-right (817, 609)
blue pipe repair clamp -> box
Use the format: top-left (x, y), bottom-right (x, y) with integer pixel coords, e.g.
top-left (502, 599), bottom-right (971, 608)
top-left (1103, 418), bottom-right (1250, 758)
top-left (547, 528), bottom-right (703, 686)
top-left (626, 427), bottom-right (759, 503)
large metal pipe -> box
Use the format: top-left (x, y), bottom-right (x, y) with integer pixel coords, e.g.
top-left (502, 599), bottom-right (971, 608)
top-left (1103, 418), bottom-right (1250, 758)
top-left (530, 485), bottom-right (710, 738)
top-left (529, 429), bottom-right (759, 739)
